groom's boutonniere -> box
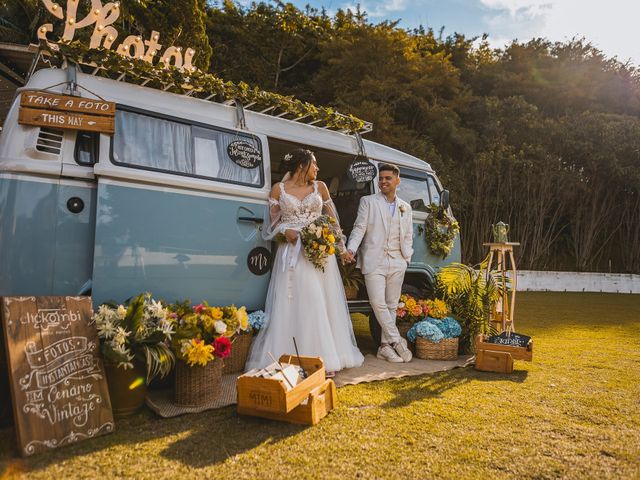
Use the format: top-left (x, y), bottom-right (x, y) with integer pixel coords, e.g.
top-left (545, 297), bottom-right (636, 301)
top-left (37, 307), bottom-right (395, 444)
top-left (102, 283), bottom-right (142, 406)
top-left (399, 204), bottom-right (406, 217)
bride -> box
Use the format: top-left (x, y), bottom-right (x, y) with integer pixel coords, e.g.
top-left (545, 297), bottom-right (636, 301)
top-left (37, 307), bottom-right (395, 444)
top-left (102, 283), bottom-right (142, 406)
top-left (245, 148), bottom-right (364, 374)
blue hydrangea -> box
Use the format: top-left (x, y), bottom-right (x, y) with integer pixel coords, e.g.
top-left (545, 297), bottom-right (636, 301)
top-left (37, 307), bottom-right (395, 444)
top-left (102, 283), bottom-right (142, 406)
top-left (407, 320), bottom-right (445, 343)
top-left (248, 310), bottom-right (268, 331)
top-left (439, 316), bottom-right (462, 338)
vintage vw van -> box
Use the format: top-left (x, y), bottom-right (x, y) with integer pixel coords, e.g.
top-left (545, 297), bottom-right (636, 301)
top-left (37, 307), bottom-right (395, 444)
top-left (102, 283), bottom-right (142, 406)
top-left (0, 66), bottom-right (461, 310)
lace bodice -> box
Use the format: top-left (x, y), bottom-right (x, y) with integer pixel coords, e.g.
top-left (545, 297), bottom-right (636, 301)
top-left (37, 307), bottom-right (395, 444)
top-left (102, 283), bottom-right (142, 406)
top-left (276, 182), bottom-right (323, 230)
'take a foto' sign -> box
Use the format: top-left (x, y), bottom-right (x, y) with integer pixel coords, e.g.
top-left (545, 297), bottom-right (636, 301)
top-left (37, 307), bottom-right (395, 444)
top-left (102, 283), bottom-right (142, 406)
top-left (19, 91), bottom-right (116, 135)
top-left (1, 296), bottom-right (114, 456)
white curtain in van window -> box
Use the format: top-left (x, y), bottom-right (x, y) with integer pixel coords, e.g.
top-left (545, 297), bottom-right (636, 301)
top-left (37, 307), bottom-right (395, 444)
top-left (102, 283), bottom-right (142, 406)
top-left (193, 127), bottom-right (261, 185)
top-left (114, 111), bottom-right (194, 174)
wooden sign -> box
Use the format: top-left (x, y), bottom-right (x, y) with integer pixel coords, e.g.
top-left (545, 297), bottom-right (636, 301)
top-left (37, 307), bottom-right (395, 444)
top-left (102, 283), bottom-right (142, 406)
top-left (485, 331), bottom-right (532, 349)
top-left (1, 296), bottom-right (114, 456)
top-left (19, 108), bottom-right (115, 135)
top-left (347, 157), bottom-right (377, 183)
top-left (227, 140), bottom-right (262, 169)
top-left (19, 91), bottom-right (115, 135)
top-left (21, 91), bottom-right (116, 116)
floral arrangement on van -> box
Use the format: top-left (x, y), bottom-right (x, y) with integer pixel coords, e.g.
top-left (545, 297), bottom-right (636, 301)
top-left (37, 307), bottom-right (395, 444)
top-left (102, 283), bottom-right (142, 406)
top-left (92, 293), bottom-right (175, 382)
top-left (300, 215), bottom-right (343, 271)
top-left (168, 301), bottom-right (249, 367)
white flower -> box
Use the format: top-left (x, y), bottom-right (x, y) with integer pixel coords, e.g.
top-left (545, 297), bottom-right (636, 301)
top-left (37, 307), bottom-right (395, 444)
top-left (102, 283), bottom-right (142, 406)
top-left (98, 304), bottom-right (112, 318)
top-left (158, 318), bottom-right (175, 339)
top-left (116, 305), bottom-right (127, 319)
top-left (147, 299), bottom-right (166, 319)
top-left (113, 326), bottom-right (130, 345)
top-left (214, 320), bottom-right (227, 335)
top-left (96, 318), bottom-right (116, 340)
top-left (180, 339), bottom-right (191, 356)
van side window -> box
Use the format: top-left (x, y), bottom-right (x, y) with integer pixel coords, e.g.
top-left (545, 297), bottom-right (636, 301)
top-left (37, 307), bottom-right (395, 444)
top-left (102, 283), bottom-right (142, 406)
top-left (397, 168), bottom-right (430, 212)
top-left (75, 131), bottom-right (99, 165)
top-left (427, 176), bottom-right (441, 205)
top-left (111, 109), bottom-right (263, 187)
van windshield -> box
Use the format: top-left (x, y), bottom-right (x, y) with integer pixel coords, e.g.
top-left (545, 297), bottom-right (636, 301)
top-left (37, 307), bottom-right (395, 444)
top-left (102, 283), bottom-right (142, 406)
top-left (111, 109), bottom-right (264, 187)
top-left (397, 168), bottom-right (441, 212)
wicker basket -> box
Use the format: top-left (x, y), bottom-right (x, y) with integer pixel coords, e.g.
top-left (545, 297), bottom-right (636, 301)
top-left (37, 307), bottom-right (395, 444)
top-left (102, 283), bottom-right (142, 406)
top-left (174, 358), bottom-right (223, 407)
top-left (416, 337), bottom-right (458, 360)
top-left (223, 332), bottom-right (254, 374)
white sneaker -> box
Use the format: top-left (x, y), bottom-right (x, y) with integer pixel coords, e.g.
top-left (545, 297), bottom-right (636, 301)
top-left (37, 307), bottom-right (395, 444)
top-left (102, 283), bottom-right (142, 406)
top-left (377, 344), bottom-right (404, 363)
top-left (393, 338), bottom-right (413, 363)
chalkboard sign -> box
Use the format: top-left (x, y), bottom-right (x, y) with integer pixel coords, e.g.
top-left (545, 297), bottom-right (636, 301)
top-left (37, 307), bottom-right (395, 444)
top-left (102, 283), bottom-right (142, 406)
top-left (227, 141), bottom-right (262, 169)
top-left (247, 247), bottom-right (273, 275)
top-left (347, 158), bottom-right (377, 183)
top-left (485, 331), bottom-right (531, 349)
top-left (1, 296), bottom-right (114, 456)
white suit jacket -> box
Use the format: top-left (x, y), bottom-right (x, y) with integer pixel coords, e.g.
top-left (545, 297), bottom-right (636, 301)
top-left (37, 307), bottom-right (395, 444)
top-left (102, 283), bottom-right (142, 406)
top-left (347, 193), bottom-right (414, 275)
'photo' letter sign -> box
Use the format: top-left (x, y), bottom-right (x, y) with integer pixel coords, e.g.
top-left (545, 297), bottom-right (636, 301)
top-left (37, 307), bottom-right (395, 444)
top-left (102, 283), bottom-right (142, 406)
top-left (1, 296), bottom-right (114, 456)
top-left (37, 0), bottom-right (198, 72)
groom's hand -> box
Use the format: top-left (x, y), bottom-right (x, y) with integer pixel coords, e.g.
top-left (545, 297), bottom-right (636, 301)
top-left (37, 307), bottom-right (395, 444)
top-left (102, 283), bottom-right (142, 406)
top-left (341, 250), bottom-right (355, 264)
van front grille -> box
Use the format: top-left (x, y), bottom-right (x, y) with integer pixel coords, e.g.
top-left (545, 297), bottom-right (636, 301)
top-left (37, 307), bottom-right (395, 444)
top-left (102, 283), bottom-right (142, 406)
top-left (35, 127), bottom-right (64, 155)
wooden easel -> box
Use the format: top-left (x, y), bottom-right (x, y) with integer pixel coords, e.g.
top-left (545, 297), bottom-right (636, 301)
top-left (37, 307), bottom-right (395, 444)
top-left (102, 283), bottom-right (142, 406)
top-left (483, 242), bottom-right (520, 333)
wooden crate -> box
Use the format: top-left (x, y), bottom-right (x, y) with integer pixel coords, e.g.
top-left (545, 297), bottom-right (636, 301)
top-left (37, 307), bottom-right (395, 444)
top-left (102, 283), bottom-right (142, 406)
top-left (475, 335), bottom-right (533, 361)
top-left (237, 355), bottom-right (325, 415)
top-left (238, 379), bottom-right (337, 425)
top-left (475, 349), bottom-right (514, 373)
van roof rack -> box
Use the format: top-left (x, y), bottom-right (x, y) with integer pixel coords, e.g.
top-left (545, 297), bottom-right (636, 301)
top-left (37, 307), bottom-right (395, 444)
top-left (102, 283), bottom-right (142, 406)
top-left (37, 44), bottom-right (373, 136)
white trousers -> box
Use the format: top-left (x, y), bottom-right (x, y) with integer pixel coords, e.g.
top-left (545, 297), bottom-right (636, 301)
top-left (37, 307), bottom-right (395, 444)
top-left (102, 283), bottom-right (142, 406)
top-left (364, 256), bottom-right (407, 345)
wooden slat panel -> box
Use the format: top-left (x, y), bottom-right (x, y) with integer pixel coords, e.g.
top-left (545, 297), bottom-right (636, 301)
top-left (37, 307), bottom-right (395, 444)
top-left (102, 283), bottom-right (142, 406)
top-left (18, 107), bottom-right (115, 135)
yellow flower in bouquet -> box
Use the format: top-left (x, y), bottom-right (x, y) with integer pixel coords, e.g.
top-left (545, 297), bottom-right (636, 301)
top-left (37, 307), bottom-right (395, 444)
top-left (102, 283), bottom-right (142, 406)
top-left (405, 297), bottom-right (417, 309)
top-left (300, 215), bottom-right (343, 271)
top-left (182, 338), bottom-right (214, 367)
top-left (209, 306), bottom-right (223, 320)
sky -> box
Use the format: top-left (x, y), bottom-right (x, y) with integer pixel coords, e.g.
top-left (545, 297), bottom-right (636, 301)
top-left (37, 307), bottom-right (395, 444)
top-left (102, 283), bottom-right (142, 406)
top-left (250, 0), bottom-right (640, 66)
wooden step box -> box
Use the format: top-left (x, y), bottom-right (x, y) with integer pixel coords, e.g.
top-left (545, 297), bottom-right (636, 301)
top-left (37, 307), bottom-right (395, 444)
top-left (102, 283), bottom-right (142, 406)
top-left (474, 334), bottom-right (533, 374)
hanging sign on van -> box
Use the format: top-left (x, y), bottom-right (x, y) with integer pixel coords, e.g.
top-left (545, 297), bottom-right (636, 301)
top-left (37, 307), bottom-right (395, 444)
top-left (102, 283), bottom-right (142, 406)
top-left (19, 91), bottom-right (116, 134)
top-left (227, 140), bottom-right (262, 169)
top-left (347, 157), bottom-right (377, 183)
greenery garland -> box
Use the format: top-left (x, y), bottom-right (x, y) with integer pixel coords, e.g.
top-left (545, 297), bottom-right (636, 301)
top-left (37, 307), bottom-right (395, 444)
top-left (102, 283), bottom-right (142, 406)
top-left (419, 203), bottom-right (460, 259)
top-left (45, 41), bottom-right (367, 134)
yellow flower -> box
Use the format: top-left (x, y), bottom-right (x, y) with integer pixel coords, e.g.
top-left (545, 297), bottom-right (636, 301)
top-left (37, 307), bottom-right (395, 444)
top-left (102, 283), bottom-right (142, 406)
top-left (328, 246), bottom-right (335, 255)
top-left (209, 307), bottom-right (223, 320)
top-left (405, 298), bottom-right (417, 309)
top-left (184, 339), bottom-right (214, 367)
top-left (236, 306), bottom-right (249, 331)
top-left (327, 234), bottom-right (335, 244)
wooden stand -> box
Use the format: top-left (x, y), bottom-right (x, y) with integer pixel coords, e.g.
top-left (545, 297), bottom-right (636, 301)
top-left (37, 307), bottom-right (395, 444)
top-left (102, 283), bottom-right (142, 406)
top-left (483, 242), bottom-right (520, 332)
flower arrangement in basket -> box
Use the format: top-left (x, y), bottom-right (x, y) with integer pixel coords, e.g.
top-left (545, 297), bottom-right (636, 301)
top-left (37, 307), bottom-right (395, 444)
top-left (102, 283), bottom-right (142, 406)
top-left (406, 299), bottom-right (462, 360)
top-left (299, 214), bottom-right (343, 271)
top-left (93, 293), bottom-right (176, 382)
top-left (395, 294), bottom-right (431, 341)
top-left (93, 293), bottom-right (176, 415)
top-left (168, 301), bottom-right (247, 406)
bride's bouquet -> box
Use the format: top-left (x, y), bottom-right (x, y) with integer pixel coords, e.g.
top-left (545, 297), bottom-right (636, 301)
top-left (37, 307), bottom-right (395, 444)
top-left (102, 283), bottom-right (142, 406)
top-left (300, 215), bottom-right (343, 271)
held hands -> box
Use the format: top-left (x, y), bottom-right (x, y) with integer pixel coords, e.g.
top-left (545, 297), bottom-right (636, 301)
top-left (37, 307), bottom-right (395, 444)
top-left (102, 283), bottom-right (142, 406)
top-left (284, 229), bottom-right (299, 243)
top-left (341, 250), bottom-right (356, 264)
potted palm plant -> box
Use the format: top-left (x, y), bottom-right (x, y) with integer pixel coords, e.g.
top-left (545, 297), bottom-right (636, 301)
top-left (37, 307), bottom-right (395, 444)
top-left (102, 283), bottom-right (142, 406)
top-left (339, 261), bottom-right (365, 300)
top-left (435, 258), bottom-right (505, 352)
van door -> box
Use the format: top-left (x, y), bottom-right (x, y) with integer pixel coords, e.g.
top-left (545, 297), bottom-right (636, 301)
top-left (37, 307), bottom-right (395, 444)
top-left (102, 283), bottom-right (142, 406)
top-left (90, 107), bottom-right (271, 309)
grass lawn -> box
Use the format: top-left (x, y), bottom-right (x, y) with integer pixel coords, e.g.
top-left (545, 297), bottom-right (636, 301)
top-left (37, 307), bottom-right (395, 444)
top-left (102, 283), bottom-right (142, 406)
top-left (1, 292), bottom-right (639, 479)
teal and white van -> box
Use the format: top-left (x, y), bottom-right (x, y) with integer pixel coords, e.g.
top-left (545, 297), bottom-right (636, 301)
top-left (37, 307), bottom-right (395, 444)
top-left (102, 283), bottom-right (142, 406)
top-left (0, 66), bottom-right (461, 310)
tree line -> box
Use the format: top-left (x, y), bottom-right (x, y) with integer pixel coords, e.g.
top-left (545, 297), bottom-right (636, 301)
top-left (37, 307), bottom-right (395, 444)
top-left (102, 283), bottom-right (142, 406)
top-left (3, 0), bottom-right (640, 272)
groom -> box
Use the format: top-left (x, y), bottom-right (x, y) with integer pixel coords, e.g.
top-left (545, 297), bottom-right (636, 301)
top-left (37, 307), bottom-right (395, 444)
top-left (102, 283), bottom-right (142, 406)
top-left (343, 164), bottom-right (414, 363)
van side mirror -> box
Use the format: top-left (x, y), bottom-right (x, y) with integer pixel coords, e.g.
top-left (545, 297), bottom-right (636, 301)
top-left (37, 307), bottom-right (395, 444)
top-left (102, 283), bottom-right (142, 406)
top-left (440, 190), bottom-right (450, 210)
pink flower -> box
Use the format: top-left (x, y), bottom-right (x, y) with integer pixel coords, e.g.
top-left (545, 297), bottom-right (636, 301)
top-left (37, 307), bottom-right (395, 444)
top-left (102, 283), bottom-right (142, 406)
top-left (194, 303), bottom-right (206, 314)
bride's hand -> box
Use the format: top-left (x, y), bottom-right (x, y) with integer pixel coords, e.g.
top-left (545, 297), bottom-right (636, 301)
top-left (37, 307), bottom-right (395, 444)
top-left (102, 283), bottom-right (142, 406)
top-left (284, 229), bottom-right (299, 243)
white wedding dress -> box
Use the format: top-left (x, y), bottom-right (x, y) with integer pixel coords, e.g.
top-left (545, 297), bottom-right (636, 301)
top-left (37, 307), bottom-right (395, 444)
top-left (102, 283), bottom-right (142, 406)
top-left (245, 181), bottom-right (364, 372)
